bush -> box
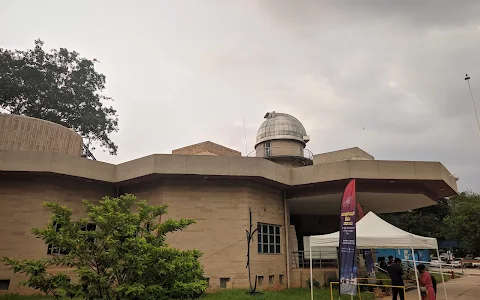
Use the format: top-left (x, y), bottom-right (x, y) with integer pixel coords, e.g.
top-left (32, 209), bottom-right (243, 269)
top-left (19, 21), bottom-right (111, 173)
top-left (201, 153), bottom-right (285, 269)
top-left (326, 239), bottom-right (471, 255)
top-left (324, 276), bottom-right (339, 288)
top-left (306, 278), bottom-right (320, 288)
top-left (2, 194), bottom-right (207, 300)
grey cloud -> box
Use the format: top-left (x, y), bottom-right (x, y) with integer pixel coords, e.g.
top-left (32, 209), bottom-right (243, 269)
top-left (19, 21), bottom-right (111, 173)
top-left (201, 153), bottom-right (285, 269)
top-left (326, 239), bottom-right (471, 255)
top-left (257, 0), bottom-right (480, 29)
top-left (2, 0), bottom-right (480, 191)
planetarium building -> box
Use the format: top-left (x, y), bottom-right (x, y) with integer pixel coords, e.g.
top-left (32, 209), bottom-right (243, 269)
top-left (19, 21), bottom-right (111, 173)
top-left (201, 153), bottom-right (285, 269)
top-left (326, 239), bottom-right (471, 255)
top-left (0, 112), bottom-right (458, 293)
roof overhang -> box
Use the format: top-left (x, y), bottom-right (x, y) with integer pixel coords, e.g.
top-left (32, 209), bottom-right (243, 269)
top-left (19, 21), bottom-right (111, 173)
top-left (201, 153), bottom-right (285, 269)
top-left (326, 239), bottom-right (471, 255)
top-left (0, 151), bottom-right (458, 209)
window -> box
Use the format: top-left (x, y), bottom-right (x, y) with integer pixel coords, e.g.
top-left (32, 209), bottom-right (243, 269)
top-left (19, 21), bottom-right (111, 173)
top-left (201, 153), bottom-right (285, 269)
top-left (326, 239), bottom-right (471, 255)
top-left (220, 278), bottom-right (230, 289)
top-left (265, 142), bottom-right (271, 157)
top-left (257, 223), bottom-right (281, 254)
top-left (269, 275), bottom-right (274, 285)
top-left (47, 222), bottom-right (96, 255)
top-left (279, 274), bottom-right (284, 285)
top-left (205, 278), bottom-right (210, 288)
top-left (47, 222), bottom-right (69, 255)
top-left (0, 280), bottom-right (10, 291)
top-left (257, 276), bottom-right (264, 286)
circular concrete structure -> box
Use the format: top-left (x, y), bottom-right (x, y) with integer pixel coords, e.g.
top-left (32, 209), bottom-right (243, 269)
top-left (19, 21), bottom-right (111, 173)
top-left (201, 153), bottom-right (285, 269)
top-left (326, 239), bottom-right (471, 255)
top-left (255, 112), bottom-right (311, 165)
top-left (0, 114), bottom-right (83, 156)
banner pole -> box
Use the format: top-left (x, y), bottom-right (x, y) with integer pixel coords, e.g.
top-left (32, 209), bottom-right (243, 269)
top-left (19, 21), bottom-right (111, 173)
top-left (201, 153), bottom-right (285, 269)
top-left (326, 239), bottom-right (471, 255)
top-left (310, 244), bottom-right (314, 300)
top-left (436, 248), bottom-right (448, 300)
top-left (411, 246), bottom-right (422, 300)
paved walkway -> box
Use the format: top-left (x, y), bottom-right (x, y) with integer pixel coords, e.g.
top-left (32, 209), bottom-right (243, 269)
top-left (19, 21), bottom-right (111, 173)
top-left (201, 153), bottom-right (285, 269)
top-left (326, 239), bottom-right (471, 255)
top-left (404, 272), bottom-right (480, 300)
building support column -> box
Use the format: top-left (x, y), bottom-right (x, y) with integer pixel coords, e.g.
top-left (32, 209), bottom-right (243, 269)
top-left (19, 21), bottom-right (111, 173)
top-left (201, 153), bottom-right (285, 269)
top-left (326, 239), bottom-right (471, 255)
top-left (283, 190), bottom-right (291, 288)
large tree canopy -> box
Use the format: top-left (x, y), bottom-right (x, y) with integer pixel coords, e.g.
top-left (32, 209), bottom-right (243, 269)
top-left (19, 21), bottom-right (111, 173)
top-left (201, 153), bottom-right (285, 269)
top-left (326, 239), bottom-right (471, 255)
top-left (380, 198), bottom-right (451, 241)
top-left (444, 191), bottom-right (480, 254)
top-left (0, 39), bottom-right (118, 155)
top-left (381, 192), bottom-right (480, 255)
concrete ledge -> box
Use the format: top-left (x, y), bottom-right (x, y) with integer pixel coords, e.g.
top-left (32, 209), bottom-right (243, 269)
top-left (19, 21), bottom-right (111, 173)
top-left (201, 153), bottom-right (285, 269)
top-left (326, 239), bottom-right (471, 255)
top-left (0, 150), bottom-right (458, 196)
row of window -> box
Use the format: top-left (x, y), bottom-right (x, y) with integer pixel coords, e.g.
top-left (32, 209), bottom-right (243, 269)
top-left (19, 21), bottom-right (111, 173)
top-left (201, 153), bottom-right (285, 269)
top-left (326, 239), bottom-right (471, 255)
top-left (257, 274), bottom-right (284, 286)
top-left (48, 222), bottom-right (282, 256)
top-left (208, 274), bottom-right (284, 289)
top-left (47, 222), bottom-right (97, 255)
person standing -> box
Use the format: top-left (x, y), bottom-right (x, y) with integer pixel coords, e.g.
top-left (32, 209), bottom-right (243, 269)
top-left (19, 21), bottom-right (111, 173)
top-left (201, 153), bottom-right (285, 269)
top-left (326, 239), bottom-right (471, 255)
top-left (417, 264), bottom-right (436, 300)
top-left (387, 256), bottom-right (394, 267)
top-left (388, 258), bottom-right (405, 300)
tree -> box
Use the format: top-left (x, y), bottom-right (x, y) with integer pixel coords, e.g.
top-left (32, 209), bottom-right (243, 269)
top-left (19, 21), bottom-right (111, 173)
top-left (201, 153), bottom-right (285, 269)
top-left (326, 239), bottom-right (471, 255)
top-left (444, 191), bottom-right (480, 255)
top-left (380, 198), bottom-right (451, 241)
top-left (2, 194), bottom-right (207, 300)
top-left (0, 39), bottom-right (118, 155)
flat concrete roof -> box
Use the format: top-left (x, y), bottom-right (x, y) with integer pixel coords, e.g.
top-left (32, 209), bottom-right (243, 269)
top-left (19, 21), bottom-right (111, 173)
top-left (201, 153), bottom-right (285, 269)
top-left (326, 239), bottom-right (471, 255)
top-left (0, 150), bottom-right (458, 195)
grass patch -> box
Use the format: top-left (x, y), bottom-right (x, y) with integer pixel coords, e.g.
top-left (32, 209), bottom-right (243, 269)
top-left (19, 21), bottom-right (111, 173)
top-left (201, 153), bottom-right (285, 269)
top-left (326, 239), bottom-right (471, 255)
top-left (431, 272), bottom-right (457, 284)
top-left (0, 289), bottom-right (375, 300)
top-left (202, 288), bottom-right (375, 300)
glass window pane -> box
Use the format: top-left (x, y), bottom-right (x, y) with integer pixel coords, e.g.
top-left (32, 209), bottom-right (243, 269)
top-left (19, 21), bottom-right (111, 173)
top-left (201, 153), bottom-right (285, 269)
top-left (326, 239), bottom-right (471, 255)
top-left (269, 245), bottom-right (275, 253)
top-left (263, 234), bottom-right (268, 242)
top-left (269, 225), bottom-right (274, 234)
top-left (262, 225), bottom-right (268, 233)
top-left (275, 235), bottom-right (280, 243)
top-left (263, 245), bottom-right (269, 253)
top-left (257, 233), bottom-right (261, 243)
top-left (258, 244), bottom-right (262, 253)
top-left (269, 235), bottom-right (274, 243)
top-left (276, 245), bottom-right (281, 253)
top-left (275, 226), bottom-right (280, 234)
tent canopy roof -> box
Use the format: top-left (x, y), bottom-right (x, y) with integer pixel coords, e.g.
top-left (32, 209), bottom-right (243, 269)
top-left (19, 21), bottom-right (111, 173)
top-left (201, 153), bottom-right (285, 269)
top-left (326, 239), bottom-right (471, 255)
top-left (308, 212), bottom-right (438, 249)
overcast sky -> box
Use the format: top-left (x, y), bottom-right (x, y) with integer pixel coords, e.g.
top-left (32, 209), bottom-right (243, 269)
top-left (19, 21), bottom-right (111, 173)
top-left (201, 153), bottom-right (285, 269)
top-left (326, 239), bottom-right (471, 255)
top-left (1, 0), bottom-right (480, 191)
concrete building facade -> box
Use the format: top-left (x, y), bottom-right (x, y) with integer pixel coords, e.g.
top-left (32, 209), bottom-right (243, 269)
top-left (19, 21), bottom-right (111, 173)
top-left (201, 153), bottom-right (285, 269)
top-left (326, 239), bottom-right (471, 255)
top-left (0, 112), bottom-right (458, 293)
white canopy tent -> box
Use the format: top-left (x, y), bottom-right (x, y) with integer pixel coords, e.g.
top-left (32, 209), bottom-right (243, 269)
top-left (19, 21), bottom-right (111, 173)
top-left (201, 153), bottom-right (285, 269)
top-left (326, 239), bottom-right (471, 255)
top-left (306, 212), bottom-right (447, 300)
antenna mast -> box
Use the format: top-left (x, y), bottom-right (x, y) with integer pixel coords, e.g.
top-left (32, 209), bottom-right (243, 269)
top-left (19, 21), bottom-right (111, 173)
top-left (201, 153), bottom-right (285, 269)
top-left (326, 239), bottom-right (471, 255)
top-left (465, 73), bottom-right (480, 140)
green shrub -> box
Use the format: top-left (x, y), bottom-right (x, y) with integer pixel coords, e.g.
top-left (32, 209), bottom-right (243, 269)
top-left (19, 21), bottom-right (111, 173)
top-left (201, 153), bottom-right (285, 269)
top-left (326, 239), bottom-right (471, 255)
top-left (2, 194), bottom-right (207, 300)
top-left (306, 278), bottom-right (321, 288)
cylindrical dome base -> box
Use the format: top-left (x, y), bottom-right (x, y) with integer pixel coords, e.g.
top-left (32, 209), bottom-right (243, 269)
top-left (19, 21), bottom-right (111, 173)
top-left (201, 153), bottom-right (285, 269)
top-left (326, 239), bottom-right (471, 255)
top-left (0, 114), bottom-right (83, 156)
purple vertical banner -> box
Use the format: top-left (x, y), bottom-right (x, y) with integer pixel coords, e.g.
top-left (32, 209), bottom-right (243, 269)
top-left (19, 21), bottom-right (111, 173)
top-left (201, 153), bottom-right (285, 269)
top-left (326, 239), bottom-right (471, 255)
top-left (339, 179), bottom-right (357, 296)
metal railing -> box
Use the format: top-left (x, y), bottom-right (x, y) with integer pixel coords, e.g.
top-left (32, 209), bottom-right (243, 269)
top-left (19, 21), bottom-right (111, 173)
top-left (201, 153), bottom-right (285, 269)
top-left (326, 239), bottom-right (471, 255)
top-left (246, 148), bottom-right (313, 160)
top-left (303, 148), bottom-right (313, 160)
top-left (291, 251), bottom-right (339, 269)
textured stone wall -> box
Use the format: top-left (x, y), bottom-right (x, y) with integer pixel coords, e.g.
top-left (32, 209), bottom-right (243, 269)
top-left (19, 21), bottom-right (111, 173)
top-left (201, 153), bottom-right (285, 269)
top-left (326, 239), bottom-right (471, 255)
top-left (0, 114), bottom-right (83, 156)
top-left (122, 178), bottom-right (286, 290)
top-left (172, 141), bottom-right (241, 157)
top-left (0, 174), bottom-right (287, 294)
top-left (0, 174), bottom-right (115, 294)
top-left (255, 139), bottom-right (304, 158)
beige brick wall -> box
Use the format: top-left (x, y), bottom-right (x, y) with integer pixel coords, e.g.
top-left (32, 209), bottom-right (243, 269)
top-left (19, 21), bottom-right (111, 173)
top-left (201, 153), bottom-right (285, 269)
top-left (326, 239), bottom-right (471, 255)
top-left (122, 178), bottom-right (286, 290)
top-left (172, 141), bottom-right (241, 157)
top-left (0, 175), bottom-right (287, 294)
top-left (0, 114), bottom-right (83, 156)
top-left (0, 174), bottom-right (114, 294)
top-left (247, 182), bottom-right (286, 290)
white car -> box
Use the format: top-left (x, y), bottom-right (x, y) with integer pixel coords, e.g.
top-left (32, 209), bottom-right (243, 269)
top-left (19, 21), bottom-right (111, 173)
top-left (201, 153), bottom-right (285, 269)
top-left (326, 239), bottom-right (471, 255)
top-left (449, 258), bottom-right (463, 268)
top-left (473, 257), bottom-right (480, 268)
top-left (429, 259), bottom-right (444, 267)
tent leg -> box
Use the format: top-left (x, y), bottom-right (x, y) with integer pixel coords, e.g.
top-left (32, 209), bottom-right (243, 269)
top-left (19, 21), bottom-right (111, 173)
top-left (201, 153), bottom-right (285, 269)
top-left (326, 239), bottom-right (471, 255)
top-left (411, 246), bottom-right (422, 300)
top-left (436, 248), bottom-right (448, 300)
top-left (310, 244), bottom-right (314, 300)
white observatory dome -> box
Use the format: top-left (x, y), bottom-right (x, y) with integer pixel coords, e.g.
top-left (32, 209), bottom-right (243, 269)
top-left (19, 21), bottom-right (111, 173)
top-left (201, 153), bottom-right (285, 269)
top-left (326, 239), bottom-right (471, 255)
top-left (255, 112), bottom-right (310, 147)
